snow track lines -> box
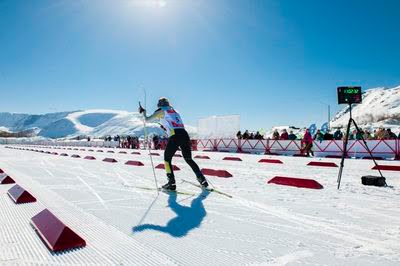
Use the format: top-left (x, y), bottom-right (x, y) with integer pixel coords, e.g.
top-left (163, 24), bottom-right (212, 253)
top-left (268, 176), bottom-right (323, 189)
top-left (84, 156), bottom-right (96, 160)
top-left (195, 155), bottom-right (210, 159)
top-left (31, 209), bottom-right (86, 252)
top-left (372, 165), bottom-right (400, 171)
top-left (125, 160), bottom-right (144, 166)
top-left (223, 157), bottom-right (242, 161)
top-left (201, 168), bottom-right (233, 178)
top-left (259, 159), bottom-right (283, 164)
top-left (155, 163), bottom-right (180, 171)
top-left (307, 161), bottom-right (338, 168)
top-left (103, 158), bottom-right (118, 163)
top-left (7, 184), bottom-right (37, 204)
top-left (0, 173), bottom-right (15, 184)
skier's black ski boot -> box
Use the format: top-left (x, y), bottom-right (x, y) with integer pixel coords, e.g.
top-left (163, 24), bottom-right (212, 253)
top-left (162, 174), bottom-right (176, 191)
top-left (196, 172), bottom-right (209, 188)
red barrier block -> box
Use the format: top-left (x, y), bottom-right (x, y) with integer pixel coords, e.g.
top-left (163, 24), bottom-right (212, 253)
top-left (45, 151), bottom-right (51, 154)
top-left (201, 168), bottom-right (232, 178)
top-left (307, 161), bottom-right (338, 168)
top-left (60, 153), bottom-right (69, 156)
top-left (125, 160), bottom-right (144, 166)
top-left (84, 156), bottom-right (96, 160)
top-left (150, 153), bottom-right (160, 156)
top-left (268, 176), bottom-right (323, 189)
top-left (195, 155), bottom-right (210, 159)
top-left (97, 150), bottom-right (104, 152)
top-left (131, 151), bottom-right (141, 155)
top-left (80, 149), bottom-right (85, 151)
top-left (73, 148), bottom-right (78, 151)
top-left (31, 209), bottom-right (86, 252)
top-left (1, 174), bottom-right (15, 184)
top-left (259, 159), bottom-right (283, 164)
top-left (88, 149), bottom-right (94, 152)
top-left (8, 184), bottom-right (36, 204)
top-left (52, 152), bottom-right (58, 155)
top-left (103, 158), bottom-right (117, 163)
top-left (372, 165), bottom-right (400, 171)
top-left (363, 156), bottom-right (384, 160)
top-left (155, 163), bottom-right (180, 171)
top-left (119, 151), bottom-right (127, 154)
top-left (174, 154), bottom-right (183, 158)
top-left (107, 151), bottom-right (115, 153)
top-left (223, 157), bottom-right (242, 161)
top-left (71, 155), bottom-right (81, 158)
top-left (67, 148), bottom-right (72, 150)
top-left (0, 168), bottom-right (4, 174)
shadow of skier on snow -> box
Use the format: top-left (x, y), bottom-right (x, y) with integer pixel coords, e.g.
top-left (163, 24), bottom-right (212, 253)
top-left (132, 190), bottom-right (210, 238)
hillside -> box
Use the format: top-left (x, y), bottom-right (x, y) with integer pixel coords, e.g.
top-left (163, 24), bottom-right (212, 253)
top-left (0, 109), bottom-right (194, 139)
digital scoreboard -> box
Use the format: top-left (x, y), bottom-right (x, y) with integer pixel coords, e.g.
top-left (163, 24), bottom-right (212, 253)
top-left (337, 86), bottom-right (362, 104)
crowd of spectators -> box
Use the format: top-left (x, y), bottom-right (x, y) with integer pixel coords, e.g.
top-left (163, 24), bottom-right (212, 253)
top-left (236, 127), bottom-right (400, 142)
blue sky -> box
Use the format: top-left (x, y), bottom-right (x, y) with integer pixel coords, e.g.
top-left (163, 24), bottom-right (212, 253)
top-left (0, 0), bottom-right (399, 130)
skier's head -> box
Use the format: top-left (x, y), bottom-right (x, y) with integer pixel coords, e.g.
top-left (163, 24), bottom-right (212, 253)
top-left (157, 97), bottom-right (170, 108)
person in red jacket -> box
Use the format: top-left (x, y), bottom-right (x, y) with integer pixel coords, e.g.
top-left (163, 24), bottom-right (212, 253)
top-left (302, 129), bottom-right (314, 157)
top-left (280, 129), bottom-right (289, 140)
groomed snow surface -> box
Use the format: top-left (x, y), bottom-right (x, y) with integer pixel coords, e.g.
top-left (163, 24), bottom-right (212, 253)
top-left (1, 145), bottom-right (400, 265)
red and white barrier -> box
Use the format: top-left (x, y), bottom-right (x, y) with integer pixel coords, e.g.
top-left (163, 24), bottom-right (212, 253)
top-left (194, 139), bottom-right (399, 159)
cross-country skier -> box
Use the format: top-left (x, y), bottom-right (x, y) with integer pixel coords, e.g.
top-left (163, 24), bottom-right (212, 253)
top-left (139, 97), bottom-right (208, 191)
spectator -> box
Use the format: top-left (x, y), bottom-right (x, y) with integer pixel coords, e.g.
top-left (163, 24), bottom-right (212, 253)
top-left (272, 129), bottom-right (280, 140)
top-left (280, 129), bottom-right (289, 140)
top-left (242, 130), bottom-right (250, 139)
top-left (249, 133), bottom-right (254, 139)
top-left (333, 129), bottom-right (343, 140)
top-left (376, 127), bottom-right (389, 140)
top-left (236, 131), bottom-right (242, 139)
top-left (323, 130), bottom-right (333, 140)
top-left (356, 129), bottom-right (363, 140)
top-left (288, 130), bottom-right (297, 140)
top-left (302, 129), bottom-right (314, 157)
top-left (153, 135), bottom-right (160, 149)
top-left (254, 131), bottom-right (263, 140)
top-left (363, 129), bottom-right (372, 140)
top-left (387, 128), bottom-right (397, 139)
top-left (314, 129), bottom-right (324, 142)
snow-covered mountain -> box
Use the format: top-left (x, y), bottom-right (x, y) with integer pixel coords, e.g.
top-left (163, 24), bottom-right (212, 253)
top-left (0, 109), bottom-right (196, 139)
top-left (331, 85), bottom-right (400, 132)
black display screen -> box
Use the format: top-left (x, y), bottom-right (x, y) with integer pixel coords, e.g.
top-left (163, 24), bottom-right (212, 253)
top-left (337, 86), bottom-right (362, 104)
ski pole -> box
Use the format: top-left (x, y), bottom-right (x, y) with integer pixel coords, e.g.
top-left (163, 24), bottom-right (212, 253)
top-left (140, 97), bottom-right (159, 195)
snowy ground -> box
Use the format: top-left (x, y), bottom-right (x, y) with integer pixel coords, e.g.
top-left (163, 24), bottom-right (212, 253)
top-left (1, 145), bottom-right (400, 265)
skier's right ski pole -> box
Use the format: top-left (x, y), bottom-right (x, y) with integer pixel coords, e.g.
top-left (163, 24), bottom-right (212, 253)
top-left (139, 99), bottom-right (159, 195)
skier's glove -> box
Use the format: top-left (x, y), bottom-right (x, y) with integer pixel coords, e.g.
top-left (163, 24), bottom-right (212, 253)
top-left (138, 103), bottom-right (146, 114)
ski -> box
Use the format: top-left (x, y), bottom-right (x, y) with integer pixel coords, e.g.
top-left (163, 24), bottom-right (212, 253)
top-left (133, 185), bottom-right (196, 196)
top-left (181, 179), bottom-right (233, 198)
